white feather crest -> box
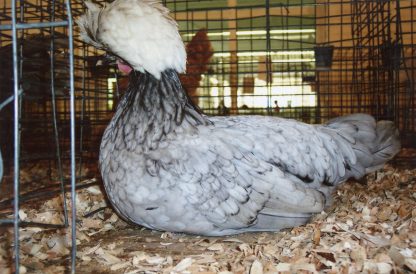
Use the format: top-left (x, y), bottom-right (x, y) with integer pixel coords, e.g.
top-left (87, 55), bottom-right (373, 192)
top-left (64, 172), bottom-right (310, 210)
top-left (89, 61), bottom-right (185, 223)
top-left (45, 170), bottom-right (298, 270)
top-left (77, 0), bottom-right (186, 79)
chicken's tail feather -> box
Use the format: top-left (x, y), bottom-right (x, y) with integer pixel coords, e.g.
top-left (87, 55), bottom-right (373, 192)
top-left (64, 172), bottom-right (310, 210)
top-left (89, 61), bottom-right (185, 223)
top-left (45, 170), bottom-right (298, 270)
top-left (325, 113), bottom-right (400, 176)
top-left (366, 120), bottom-right (401, 172)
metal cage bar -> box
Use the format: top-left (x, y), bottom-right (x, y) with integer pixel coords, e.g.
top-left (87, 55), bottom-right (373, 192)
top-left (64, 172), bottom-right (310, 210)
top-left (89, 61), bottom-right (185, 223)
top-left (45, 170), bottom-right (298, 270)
top-left (0, 0), bottom-right (76, 272)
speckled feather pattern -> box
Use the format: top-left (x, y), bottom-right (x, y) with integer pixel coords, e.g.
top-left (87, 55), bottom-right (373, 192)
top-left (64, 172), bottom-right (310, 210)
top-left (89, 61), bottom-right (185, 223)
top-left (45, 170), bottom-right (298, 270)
top-left (98, 70), bottom-right (400, 236)
top-left (79, 0), bottom-right (401, 236)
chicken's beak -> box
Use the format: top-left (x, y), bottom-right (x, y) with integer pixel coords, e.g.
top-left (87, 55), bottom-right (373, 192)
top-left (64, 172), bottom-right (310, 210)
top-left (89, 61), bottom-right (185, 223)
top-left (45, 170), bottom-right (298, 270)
top-left (95, 54), bottom-right (132, 75)
top-left (95, 53), bottom-right (117, 66)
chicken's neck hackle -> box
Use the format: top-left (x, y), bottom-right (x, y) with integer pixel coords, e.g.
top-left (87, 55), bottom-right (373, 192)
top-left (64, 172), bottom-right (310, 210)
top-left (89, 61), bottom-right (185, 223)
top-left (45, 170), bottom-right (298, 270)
top-left (107, 69), bottom-right (209, 151)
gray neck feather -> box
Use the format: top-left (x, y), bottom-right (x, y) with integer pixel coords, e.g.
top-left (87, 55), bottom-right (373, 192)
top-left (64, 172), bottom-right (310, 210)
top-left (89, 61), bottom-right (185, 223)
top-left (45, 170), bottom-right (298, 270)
top-left (103, 69), bottom-right (210, 152)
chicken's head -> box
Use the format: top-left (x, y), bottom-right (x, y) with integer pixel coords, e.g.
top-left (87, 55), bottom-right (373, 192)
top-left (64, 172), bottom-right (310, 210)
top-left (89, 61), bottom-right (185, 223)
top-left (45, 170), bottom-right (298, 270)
top-left (77, 0), bottom-right (186, 79)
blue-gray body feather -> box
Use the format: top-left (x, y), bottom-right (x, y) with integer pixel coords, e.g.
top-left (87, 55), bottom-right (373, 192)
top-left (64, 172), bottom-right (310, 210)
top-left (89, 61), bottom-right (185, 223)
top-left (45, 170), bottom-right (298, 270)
top-left (99, 71), bottom-right (400, 236)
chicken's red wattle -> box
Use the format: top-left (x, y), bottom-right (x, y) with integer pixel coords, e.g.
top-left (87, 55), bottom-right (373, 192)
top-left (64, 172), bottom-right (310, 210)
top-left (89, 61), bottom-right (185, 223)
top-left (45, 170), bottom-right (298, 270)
top-left (117, 60), bottom-right (132, 75)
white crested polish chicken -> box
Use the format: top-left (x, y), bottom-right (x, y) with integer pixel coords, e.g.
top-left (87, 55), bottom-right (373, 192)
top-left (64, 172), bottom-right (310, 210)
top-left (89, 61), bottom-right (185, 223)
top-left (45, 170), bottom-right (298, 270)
top-left (78, 0), bottom-right (401, 236)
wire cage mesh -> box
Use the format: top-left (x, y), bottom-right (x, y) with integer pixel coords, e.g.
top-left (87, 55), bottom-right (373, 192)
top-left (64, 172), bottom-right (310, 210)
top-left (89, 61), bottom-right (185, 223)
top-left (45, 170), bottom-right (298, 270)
top-left (0, 0), bottom-right (78, 272)
top-left (165, 0), bottom-right (415, 141)
top-left (0, 0), bottom-right (415, 272)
